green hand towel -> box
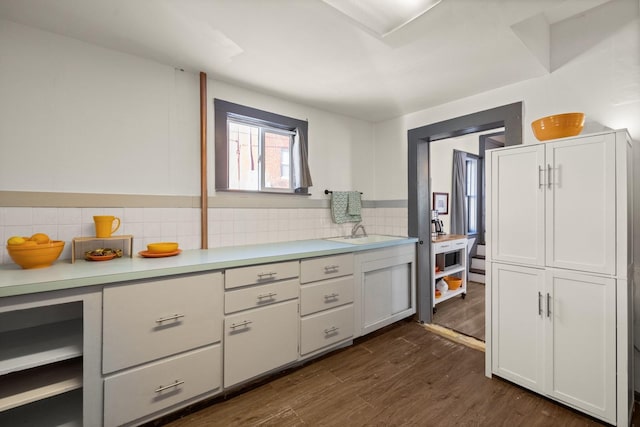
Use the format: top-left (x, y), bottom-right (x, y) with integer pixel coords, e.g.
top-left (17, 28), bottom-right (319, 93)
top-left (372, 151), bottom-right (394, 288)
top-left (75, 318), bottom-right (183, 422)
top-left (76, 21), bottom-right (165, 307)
top-left (348, 191), bottom-right (361, 216)
top-left (331, 191), bottom-right (362, 224)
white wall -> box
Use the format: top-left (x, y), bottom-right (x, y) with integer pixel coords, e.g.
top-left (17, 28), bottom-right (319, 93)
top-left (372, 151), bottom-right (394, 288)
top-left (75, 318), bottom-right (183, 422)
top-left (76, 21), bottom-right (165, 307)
top-left (0, 19), bottom-right (374, 199)
top-left (373, 18), bottom-right (640, 200)
top-left (430, 133), bottom-right (480, 234)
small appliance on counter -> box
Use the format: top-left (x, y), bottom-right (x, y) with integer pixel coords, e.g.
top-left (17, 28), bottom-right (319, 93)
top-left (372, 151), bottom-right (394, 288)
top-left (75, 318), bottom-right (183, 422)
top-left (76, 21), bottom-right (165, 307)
top-left (431, 210), bottom-right (444, 237)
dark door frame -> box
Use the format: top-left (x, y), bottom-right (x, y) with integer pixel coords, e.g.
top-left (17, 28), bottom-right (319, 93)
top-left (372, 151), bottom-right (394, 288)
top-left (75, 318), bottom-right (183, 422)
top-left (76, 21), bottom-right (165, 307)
top-left (408, 102), bottom-right (523, 323)
top-left (478, 132), bottom-right (506, 245)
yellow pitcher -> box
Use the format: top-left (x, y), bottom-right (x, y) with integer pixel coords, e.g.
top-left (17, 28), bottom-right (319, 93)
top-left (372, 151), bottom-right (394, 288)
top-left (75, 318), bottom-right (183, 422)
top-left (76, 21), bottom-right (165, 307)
top-left (93, 216), bottom-right (121, 238)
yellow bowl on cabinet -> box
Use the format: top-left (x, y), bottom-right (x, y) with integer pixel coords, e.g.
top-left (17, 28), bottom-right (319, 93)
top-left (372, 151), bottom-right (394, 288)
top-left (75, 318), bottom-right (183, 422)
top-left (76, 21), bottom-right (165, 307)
top-left (531, 113), bottom-right (585, 141)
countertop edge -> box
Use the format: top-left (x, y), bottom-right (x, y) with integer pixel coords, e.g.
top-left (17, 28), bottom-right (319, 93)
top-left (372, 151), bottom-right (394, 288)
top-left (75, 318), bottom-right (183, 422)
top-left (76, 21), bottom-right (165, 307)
top-left (0, 237), bottom-right (418, 299)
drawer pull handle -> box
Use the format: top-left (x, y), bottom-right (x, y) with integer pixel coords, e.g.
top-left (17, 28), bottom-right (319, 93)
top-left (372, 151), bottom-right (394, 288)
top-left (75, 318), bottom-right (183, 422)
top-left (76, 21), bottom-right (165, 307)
top-left (257, 292), bottom-right (277, 299)
top-left (155, 380), bottom-right (184, 393)
top-left (324, 265), bottom-right (339, 272)
top-left (230, 320), bottom-right (253, 329)
top-left (324, 326), bottom-right (339, 334)
top-left (257, 272), bottom-right (277, 279)
top-left (155, 313), bottom-right (185, 324)
top-left (324, 293), bottom-right (339, 299)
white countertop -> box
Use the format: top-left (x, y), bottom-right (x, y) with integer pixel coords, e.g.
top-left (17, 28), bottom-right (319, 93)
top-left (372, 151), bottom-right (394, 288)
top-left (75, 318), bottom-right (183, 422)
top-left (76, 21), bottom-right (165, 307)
top-left (0, 236), bottom-right (418, 298)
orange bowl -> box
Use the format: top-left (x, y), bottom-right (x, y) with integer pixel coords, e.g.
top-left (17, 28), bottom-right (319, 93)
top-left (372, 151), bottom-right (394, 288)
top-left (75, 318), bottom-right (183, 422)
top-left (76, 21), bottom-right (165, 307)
top-left (531, 113), bottom-right (585, 141)
top-left (147, 242), bottom-right (179, 254)
top-left (444, 275), bottom-right (462, 291)
top-left (6, 240), bottom-right (65, 269)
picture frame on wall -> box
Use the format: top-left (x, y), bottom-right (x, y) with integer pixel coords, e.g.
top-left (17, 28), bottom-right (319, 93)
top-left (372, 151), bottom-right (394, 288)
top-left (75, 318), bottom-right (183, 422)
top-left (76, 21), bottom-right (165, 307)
top-left (433, 192), bottom-right (449, 215)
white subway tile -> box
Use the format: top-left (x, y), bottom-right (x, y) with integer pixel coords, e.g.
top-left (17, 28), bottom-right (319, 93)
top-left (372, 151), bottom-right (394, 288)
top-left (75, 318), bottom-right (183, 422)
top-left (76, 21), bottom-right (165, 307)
top-left (124, 208), bottom-right (145, 223)
top-left (58, 208), bottom-right (82, 225)
top-left (5, 208), bottom-right (33, 226)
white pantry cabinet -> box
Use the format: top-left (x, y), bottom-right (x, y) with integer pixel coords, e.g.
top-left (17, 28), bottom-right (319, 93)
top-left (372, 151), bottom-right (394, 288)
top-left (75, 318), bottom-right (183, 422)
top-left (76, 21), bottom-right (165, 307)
top-left (490, 133), bottom-right (616, 274)
top-left (486, 130), bottom-right (634, 426)
top-left (491, 263), bottom-right (616, 421)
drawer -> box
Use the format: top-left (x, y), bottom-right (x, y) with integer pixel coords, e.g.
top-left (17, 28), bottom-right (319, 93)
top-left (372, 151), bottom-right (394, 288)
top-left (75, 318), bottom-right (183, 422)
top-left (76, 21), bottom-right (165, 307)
top-left (300, 304), bottom-right (354, 355)
top-left (433, 239), bottom-right (466, 253)
top-left (300, 253), bottom-right (354, 284)
top-left (224, 300), bottom-right (298, 388)
top-left (102, 272), bottom-right (223, 374)
top-left (225, 261), bottom-right (299, 289)
top-left (104, 344), bottom-right (221, 427)
top-left (300, 275), bottom-right (354, 316)
top-left (225, 278), bottom-right (299, 314)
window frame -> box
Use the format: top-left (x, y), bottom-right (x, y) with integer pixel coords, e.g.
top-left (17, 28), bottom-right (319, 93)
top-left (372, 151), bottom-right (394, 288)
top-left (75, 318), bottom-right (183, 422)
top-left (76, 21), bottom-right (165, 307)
top-left (214, 99), bottom-right (309, 195)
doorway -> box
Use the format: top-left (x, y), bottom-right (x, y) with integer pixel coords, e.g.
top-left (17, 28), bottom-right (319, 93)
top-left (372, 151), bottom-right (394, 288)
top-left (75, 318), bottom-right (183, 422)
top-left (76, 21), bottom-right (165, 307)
top-left (428, 130), bottom-right (504, 341)
top-left (407, 102), bottom-right (523, 327)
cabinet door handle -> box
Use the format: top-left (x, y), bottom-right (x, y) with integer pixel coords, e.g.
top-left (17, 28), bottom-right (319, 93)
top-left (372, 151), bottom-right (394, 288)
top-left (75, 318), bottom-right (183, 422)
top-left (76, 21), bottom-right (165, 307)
top-left (324, 293), bottom-right (339, 299)
top-left (155, 313), bottom-right (185, 324)
top-left (230, 320), bottom-right (253, 329)
top-left (155, 379), bottom-right (184, 393)
top-left (538, 166), bottom-right (544, 189)
top-left (257, 292), bottom-right (277, 300)
top-left (538, 292), bottom-right (542, 316)
top-left (546, 293), bottom-right (551, 318)
top-left (547, 164), bottom-right (552, 189)
top-left (324, 265), bottom-right (339, 272)
top-left (324, 326), bottom-right (339, 334)
top-left (257, 272), bottom-right (277, 279)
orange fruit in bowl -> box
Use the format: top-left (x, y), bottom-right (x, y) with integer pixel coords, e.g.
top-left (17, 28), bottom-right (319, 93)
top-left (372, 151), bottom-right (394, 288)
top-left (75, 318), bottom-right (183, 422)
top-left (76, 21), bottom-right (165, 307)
top-left (30, 233), bottom-right (51, 244)
top-left (22, 240), bottom-right (38, 247)
top-left (7, 236), bottom-right (26, 245)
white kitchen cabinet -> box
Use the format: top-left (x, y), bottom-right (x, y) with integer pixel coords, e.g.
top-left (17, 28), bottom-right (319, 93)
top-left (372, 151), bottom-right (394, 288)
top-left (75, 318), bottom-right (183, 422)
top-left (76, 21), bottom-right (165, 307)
top-left (491, 262), bottom-right (616, 422)
top-left (103, 272), bottom-right (223, 374)
top-left (486, 130), bottom-right (634, 426)
top-left (0, 289), bottom-right (102, 427)
top-left (224, 261), bottom-right (300, 388)
top-left (102, 272), bottom-right (223, 426)
top-left (224, 300), bottom-right (299, 388)
top-left (299, 254), bottom-right (355, 357)
top-left (354, 244), bottom-right (416, 337)
top-left (104, 345), bottom-right (221, 427)
top-left (490, 133), bottom-right (616, 274)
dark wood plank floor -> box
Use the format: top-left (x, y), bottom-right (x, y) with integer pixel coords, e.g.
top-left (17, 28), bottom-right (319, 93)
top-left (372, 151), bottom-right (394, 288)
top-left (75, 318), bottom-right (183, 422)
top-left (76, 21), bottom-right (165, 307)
top-left (158, 320), bottom-right (609, 427)
top-left (434, 281), bottom-right (485, 341)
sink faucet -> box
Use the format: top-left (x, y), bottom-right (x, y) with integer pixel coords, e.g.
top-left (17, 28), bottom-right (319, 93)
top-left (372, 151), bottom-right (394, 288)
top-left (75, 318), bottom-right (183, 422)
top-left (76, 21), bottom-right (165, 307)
top-left (351, 222), bottom-right (368, 238)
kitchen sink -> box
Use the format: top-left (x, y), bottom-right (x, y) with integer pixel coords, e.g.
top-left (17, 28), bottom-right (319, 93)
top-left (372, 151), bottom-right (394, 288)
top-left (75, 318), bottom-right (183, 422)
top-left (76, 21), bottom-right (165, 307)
top-left (324, 235), bottom-right (405, 245)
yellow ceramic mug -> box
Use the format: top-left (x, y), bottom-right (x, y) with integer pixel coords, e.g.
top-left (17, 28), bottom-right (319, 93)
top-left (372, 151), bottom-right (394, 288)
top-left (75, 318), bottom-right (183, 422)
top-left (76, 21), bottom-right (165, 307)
top-left (94, 216), bottom-right (121, 238)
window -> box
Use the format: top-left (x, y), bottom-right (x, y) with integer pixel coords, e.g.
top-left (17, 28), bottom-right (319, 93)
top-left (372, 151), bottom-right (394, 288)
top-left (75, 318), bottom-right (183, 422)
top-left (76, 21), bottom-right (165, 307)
top-left (465, 157), bottom-right (478, 234)
top-left (215, 99), bottom-right (312, 194)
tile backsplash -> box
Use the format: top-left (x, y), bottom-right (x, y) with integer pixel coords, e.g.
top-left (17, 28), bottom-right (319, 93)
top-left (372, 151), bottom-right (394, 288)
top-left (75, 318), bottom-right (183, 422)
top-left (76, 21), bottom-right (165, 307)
top-left (0, 206), bottom-right (408, 265)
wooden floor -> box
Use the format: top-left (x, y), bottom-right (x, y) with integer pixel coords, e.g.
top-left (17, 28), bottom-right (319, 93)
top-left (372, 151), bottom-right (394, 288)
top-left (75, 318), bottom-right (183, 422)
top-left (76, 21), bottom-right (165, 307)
top-left (157, 320), bottom-right (608, 427)
top-left (434, 281), bottom-right (485, 341)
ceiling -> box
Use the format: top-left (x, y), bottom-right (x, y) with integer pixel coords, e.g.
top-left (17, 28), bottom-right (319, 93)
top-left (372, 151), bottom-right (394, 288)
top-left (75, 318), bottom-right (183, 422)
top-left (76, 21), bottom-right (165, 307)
top-left (0, 0), bottom-right (625, 122)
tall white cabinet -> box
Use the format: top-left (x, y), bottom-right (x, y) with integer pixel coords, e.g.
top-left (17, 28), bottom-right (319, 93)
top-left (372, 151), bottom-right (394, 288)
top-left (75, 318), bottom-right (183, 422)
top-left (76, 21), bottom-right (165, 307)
top-left (486, 130), bottom-right (634, 426)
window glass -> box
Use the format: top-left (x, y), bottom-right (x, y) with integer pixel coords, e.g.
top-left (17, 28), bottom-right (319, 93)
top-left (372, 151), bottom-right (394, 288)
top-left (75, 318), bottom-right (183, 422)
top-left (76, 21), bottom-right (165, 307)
top-left (214, 99), bottom-right (311, 194)
top-left (466, 158), bottom-right (478, 234)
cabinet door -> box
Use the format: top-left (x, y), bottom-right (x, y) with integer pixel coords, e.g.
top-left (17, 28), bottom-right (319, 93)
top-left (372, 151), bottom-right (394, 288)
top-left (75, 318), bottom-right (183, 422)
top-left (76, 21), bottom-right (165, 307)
top-left (491, 263), bottom-right (545, 393)
top-left (224, 300), bottom-right (298, 388)
top-left (490, 146), bottom-right (545, 266)
top-left (544, 270), bottom-right (615, 423)
top-left (545, 134), bottom-right (616, 274)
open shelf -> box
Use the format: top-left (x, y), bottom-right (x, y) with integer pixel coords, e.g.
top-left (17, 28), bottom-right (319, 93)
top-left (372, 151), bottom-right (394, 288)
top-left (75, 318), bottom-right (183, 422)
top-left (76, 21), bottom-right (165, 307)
top-left (0, 387), bottom-right (82, 427)
top-left (434, 264), bottom-right (465, 279)
top-left (434, 286), bottom-right (466, 304)
top-left (0, 358), bottom-right (82, 412)
top-left (0, 319), bottom-right (82, 375)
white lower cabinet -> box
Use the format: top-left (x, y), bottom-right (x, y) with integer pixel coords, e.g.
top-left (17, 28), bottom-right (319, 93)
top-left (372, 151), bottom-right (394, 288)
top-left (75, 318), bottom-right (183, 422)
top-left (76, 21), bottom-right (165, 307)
top-left (491, 263), bottom-right (616, 423)
top-left (300, 304), bottom-right (354, 355)
top-left (224, 300), bottom-right (299, 388)
top-left (102, 271), bottom-right (224, 426)
top-left (355, 245), bottom-right (416, 337)
top-left (103, 345), bottom-right (221, 427)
